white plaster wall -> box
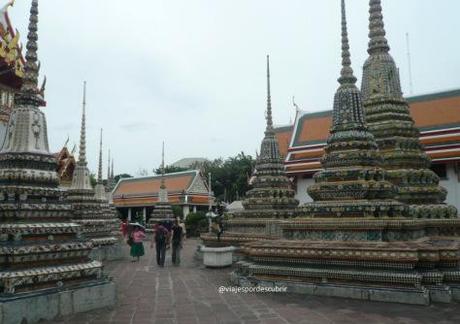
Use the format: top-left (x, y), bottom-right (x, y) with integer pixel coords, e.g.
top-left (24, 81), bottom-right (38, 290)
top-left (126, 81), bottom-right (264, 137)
top-left (295, 177), bottom-right (315, 205)
top-left (440, 163), bottom-right (460, 212)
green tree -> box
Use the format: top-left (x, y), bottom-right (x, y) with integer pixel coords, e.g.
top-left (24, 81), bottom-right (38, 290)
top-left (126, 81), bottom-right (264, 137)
top-left (202, 152), bottom-right (255, 203)
top-left (172, 205), bottom-right (183, 219)
top-left (153, 165), bottom-right (188, 175)
top-left (184, 211), bottom-right (208, 237)
top-left (114, 173), bottom-right (132, 183)
top-left (89, 173), bottom-right (97, 188)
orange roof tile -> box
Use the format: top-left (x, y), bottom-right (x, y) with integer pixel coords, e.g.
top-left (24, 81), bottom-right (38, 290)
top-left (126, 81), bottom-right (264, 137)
top-left (113, 172), bottom-right (196, 197)
top-left (274, 126), bottom-right (293, 157)
top-left (291, 90), bottom-right (460, 147)
top-left (285, 89), bottom-right (460, 174)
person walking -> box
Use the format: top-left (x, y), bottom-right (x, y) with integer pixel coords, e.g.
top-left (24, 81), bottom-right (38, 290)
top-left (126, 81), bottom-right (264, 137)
top-left (120, 219), bottom-right (128, 240)
top-left (177, 217), bottom-right (187, 240)
top-left (171, 219), bottom-right (183, 266)
top-left (152, 221), bottom-right (168, 267)
top-left (129, 223), bottom-right (146, 262)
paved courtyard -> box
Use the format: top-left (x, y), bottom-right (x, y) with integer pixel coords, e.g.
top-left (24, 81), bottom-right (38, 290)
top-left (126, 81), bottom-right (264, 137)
top-left (50, 239), bottom-right (460, 324)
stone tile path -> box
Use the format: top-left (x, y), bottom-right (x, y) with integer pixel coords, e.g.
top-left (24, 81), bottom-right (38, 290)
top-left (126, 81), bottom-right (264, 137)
top-left (50, 239), bottom-right (460, 324)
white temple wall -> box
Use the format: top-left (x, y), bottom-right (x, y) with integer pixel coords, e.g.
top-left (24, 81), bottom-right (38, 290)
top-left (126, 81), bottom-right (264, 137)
top-left (440, 162), bottom-right (460, 211)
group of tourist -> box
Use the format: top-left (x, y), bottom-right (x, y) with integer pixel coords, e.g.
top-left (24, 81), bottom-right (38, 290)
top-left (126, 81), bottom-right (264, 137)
top-left (121, 218), bottom-right (186, 266)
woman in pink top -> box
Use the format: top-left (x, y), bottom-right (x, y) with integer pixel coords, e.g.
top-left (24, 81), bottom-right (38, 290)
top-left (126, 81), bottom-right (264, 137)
top-left (129, 224), bottom-right (146, 262)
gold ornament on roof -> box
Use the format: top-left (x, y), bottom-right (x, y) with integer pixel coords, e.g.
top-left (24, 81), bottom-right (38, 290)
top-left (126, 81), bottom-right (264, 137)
top-left (0, 0), bottom-right (24, 78)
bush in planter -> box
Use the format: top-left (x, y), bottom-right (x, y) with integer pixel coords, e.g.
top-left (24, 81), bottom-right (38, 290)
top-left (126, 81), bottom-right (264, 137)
top-left (185, 211), bottom-right (208, 237)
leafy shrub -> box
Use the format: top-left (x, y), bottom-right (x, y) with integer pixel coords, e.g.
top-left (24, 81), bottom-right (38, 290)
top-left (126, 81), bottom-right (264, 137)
top-left (185, 211), bottom-right (208, 237)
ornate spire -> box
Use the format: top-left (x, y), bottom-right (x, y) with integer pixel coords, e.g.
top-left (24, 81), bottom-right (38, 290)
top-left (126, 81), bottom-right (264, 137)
top-left (78, 81), bottom-right (87, 165)
top-left (331, 0), bottom-right (365, 130)
top-left (265, 55), bottom-right (274, 135)
top-left (111, 158), bottom-right (114, 179)
top-left (241, 56), bottom-right (299, 212)
top-left (148, 141), bottom-right (173, 222)
top-left (338, 0), bottom-right (357, 85)
top-left (15, 0), bottom-right (42, 107)
top-left (368, 0), bottom-right (390, 54)
top-left (1, 0), bottom-right (49, 154)
top-left (94, 128), bottom-right (108, 199)
top-left (70, 81), bottom-right (92, 191)
top-left (97, 128), bottom-right (103, 184)
top-left (160, 141), bottom-right (166, 189)
top-left (107, 149), bottom-right (111, 180)
top-left (360, 0), bottom-right (456, 216)
top-left (158, 141), bottom-right (168, 203)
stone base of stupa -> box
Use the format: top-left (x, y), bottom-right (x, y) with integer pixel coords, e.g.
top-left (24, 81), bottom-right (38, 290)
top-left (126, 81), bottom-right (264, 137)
top-left (201, 209), bottom-right (296, 248)
top-left (89, 241), bottom-right (125, 261)
top-left (231, 236), bottom-right (460, 305)
top-left (200, 220), bottom-right (280, 262)
top-left (0, 280), bottom-right (116, 324)
top-left (230, 270), bottom-right (460, 305)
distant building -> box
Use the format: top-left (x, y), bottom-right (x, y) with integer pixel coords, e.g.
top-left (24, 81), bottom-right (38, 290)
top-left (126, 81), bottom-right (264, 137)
top-left (276, 89), bottom-right (460, 209)
top-left (172, 157), bottom-right (207, 169)
top-left (112, 170), bottom-right (213, 220)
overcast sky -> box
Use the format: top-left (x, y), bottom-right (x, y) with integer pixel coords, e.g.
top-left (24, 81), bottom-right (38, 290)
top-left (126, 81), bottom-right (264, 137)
top-left (8, 0), bottom-right (460, 176)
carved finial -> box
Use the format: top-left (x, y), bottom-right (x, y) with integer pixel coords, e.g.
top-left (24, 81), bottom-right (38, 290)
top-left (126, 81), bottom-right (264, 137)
top-left (77, 81), bottom-right (87, 165)
top-left (160, 141), bottom-right (166, 189)
top-left (97, 128), bottom-right (103, 184)
top-left (265, 55), bottom-right (274, 133)
top-left (368, 0), bottom-right (390, 54)
top-left (107, 148), bottom-right (111, 180)
top-left (338, 0), bottom-right (357, 85)
top-left (15, 0), bottom-right (42, 106)
top-left (40, 75), bottom-right (46, 96)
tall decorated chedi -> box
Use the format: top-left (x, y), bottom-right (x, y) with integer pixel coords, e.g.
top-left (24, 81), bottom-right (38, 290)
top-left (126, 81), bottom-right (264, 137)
top-left (94, 128), bottom-right (122, 250)
top-left (300, 0), bottom-right (403, 218)
top-left (202, 56), bottom-right (298, 247)
top-left (67, 82), bottom-right (119, 261)
top-left (361, 0), bottom-right (457, 218)
top-left (232, 0), bottom-right (460, 305)
top-left (149, 142), bottom-right (174, 224)
top-left (105, 152), bottom-right (116, 202)
top-left (242, 56), bottom-right (299, 215)
top-left (94, 129), bottom-right (106, 200)
top-left (0, 1), bottom-right (114, 322)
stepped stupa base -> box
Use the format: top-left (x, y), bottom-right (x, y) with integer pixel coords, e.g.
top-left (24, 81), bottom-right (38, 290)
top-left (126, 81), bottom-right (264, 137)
top-left (89, 240), bottom-right (124, 261)
top-left (200, 210), bottom-right (297, 247)
top-left (230, 272), bottom-right (460, 305)
top-left (201, 219), bottom-right (279, 248)
top-left (0, 280), bottom-right (116, 324)
top-left (232, 237), bottom-right (460, 305)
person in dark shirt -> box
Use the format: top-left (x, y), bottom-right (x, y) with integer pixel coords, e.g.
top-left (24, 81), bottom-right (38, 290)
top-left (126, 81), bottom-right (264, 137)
top-left (171, 219), bottom-right (183, 266)
top-left (151, 221), bottom-right (168, 267)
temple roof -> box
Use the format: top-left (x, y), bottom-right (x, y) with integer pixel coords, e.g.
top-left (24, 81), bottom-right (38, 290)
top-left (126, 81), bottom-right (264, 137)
top-left (112, 170), bottom-right (212, 207)
top-left (171, 157), bottom-right (207, 169)
top-left (280, 88), bottom-right (460, 174)
top-left (273, 125), bottom-right (293, 158)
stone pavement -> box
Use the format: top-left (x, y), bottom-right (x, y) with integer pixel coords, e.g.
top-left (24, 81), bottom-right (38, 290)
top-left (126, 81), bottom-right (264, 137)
top-left (50, 239), bottom-right (460, 324)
